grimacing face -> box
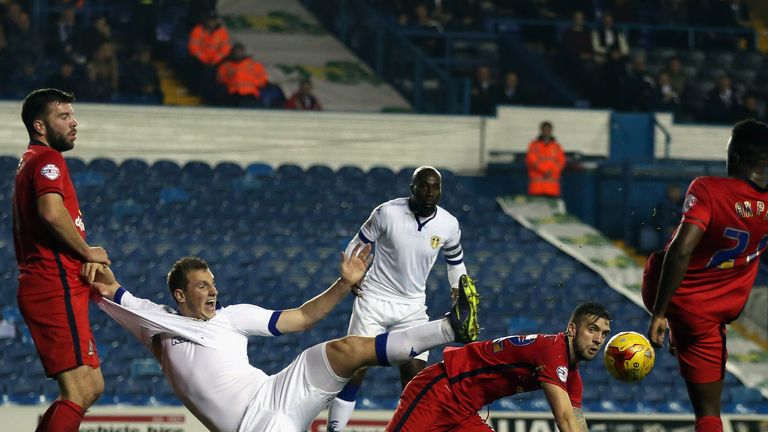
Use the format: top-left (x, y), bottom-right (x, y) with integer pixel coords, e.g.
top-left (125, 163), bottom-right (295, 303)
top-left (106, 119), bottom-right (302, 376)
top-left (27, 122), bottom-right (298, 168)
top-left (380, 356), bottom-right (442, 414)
top-left (175, 269), bottom-right (218, 320)
top-left (42, 102), bottom-right (78, 152)
top-left (569, 315), bottom-right (611, 362)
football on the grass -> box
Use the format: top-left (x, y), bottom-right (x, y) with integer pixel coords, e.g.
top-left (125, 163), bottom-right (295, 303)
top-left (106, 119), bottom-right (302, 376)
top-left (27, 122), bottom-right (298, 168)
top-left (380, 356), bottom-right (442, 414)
top-left (603, 331), bottom-right (655, 382)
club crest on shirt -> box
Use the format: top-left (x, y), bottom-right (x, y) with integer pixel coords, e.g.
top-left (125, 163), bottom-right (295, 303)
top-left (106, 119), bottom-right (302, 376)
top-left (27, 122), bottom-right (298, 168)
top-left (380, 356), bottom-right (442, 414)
top-left (430, 235), bottom-right (441, 249)
top-left (557, 365), bottom-right (568, 383)
top-left (683, 194), bottom-right (697, 213)
top-left (41, 163), bottom-right (60, 180)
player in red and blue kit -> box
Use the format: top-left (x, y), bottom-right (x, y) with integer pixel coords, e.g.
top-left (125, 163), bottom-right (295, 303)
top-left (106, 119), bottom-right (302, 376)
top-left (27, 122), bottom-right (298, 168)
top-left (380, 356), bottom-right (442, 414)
top-left (13, 89), bottom-right (110, 432)
top-left (644, 119), bottom-right (768, 432)
top-left (386, 302), bottom-right (611, 432)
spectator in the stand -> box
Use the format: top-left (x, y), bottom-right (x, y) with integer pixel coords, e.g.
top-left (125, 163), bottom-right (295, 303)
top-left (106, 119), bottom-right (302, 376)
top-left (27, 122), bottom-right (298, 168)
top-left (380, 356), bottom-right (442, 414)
top-left (188, 11), bottom-right (231, 67)
top-left (285, 78), bottom-right (322, 110)
top-left (7, 11), bottom-right (43, 69)
top-left (409, 3), bottom-right (443, 56)
top-left (46, 58), bottom-right (79, 94)
top-left (654, 71), bottom-right (681, 112)
top-left (561, 11), bottom-right (593, 64)
top-left (560, 10), bottom-right (594, 93)
top-left (90, 41), bottom-right (119, 93)
top-left (591, 13), bottom-right (628, 64)
top-left (664, 56), bottom-right (686, 97)
top-left (77, 61), bottom-right (112, 102)
top-left (122, 45), bottom-right (163, 103)
top-left (470, 65), bottom-right (497, 115)
top-left (47, 7), bottom-right (82, 61)
top-left (703, 74), bottom-right (739, 123)
top-left (733, 94), bottom-right (763, 122)
top-left (3, 1), bottom-right (23, 37)
top-left (622, 55), bottom-right (655, 111)
top-left (497, 71), bottom-right (529, 106)
top-left (216, 42), bottom-right (268, 107)
top-left (525, 121), bottom-right (566, 198)
top-left (7, 61), bottom-right (44, 98)
top-left (188, 11), bottom-right (232, 102)
top-left (78, 15), bottom-right (112, 60)
top-left (598, 46), bottom-right (627, 109)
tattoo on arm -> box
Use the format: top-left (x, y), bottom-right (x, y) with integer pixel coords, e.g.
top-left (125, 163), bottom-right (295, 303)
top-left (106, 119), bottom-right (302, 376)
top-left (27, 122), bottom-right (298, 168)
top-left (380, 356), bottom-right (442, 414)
top-left (573, 408), bottom-right (588, 432)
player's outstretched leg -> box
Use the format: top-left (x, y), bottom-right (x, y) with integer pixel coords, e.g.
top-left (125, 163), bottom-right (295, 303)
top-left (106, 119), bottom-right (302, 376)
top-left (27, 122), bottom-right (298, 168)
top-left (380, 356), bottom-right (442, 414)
top-left (325, 276), bottom-right (480, 379)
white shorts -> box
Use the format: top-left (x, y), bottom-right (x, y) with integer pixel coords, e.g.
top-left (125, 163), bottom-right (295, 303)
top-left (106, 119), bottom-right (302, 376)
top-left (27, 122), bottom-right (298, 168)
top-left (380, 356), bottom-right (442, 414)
top-left (348, 295), bottom-right (430, 362)
top-left (239, 342), bottom-right (348, 432)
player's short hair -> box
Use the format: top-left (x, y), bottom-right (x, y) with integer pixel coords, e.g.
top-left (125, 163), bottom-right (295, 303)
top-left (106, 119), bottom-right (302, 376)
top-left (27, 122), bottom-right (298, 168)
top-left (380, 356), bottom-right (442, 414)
top-left (21, 88), bottom-right (75, 137)
top-left (411, 166), bottom-right (441, 185)
top-left (730, 119), bottom-right (768, 163)
top-left (168, 256), bottom-right (209, 297)
top-left (570, 302), bottom-right (611, 325)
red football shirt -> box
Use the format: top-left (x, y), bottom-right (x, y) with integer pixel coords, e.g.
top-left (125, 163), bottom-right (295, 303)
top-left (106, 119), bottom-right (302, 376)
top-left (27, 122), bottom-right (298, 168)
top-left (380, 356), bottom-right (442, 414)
top-left (442, 332), bottom-right (582, 412)
top-left (13, 142), bottom-right (86, 294)
top-left (670, 176), bottom-right (768, 322)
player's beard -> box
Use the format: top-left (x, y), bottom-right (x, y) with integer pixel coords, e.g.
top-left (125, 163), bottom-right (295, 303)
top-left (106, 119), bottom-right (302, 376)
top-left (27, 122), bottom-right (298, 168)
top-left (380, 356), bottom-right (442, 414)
top-left (45, 122), bottom-right (75, 152)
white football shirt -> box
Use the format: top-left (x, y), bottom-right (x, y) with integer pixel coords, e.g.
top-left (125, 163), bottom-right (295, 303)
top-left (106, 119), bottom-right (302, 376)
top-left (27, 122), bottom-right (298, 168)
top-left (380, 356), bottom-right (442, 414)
top-left (347, 197), bottom-right (466, 304)
top-left (101, 289), bottom-right (282, 432)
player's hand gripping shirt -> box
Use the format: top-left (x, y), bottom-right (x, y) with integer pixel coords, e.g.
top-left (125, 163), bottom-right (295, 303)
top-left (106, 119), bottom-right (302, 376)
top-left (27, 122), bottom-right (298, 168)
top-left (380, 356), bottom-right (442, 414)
top-left (442, 332), bottom-right (581, 412)
top-left (349, 198), bottom-right (465, 303)
top-left (672, 176), bottom-right (768, 322)
top-left (13, 143), bottom-right (86, 293)
top-left (96, 290), bottom-right (282, 432)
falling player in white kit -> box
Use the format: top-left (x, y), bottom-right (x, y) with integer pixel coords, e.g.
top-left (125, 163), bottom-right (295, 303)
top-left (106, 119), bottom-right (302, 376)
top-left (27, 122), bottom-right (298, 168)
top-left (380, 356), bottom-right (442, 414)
top-left (327, 166), bottom-right (468, 431)
top-left (85, 243), bottom-right (479, 432)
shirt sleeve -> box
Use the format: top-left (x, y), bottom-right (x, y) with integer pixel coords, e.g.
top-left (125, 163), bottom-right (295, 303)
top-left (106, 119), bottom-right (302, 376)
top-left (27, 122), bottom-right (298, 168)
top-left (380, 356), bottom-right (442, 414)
top-left (443, 221), bottom-right (466, 288)
top-left (225, 304), bottom-right (282, 337)
top-left (567, 370), bottom-right (583, 408)
top-left (358, 203), bottom-right (386, 244)
top-left (535, 341), bottom-right (570, 392)
top-left (681, 177), bottom-right (711, 231)
top-left (31, 151), bottom-right (67, 197)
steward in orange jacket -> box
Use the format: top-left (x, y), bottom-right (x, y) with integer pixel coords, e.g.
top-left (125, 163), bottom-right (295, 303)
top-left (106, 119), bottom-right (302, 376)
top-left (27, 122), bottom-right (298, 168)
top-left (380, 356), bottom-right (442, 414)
top-left (188, 13), bottom-right (232, 66)
top-left (525, 121), bottom-right (566, 197)
top-left (216, 43), bottom-right (268, 99)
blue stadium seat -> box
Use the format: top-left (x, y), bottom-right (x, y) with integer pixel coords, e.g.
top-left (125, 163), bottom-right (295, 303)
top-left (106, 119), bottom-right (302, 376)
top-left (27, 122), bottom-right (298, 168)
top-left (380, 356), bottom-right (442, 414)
top-left (152, 160), bottom-right (182, 178)
top-left (245, 162), bottom-right (274, 178)
top-left (120, 158), bottom-right (150, 176)
top-left (276, 164), bottom-right (304, 180)
top-left (337, 165), bottom-right (365, 181)
top-left (64, 157), bottom-right (86, 173)
top-left (88, 157), bottom-right (119, 175)
top-left (7, 377), bottom-right (42, 405)
top-left (214, 162), bottom-right (244, 179)
top-left (182, 160), bottom-right (213, 178)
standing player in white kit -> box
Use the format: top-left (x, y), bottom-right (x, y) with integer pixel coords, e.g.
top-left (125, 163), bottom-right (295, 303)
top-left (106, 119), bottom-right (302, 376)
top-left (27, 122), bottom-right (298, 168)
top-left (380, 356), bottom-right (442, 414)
top-left (327, 166), bottom-right (470, 431)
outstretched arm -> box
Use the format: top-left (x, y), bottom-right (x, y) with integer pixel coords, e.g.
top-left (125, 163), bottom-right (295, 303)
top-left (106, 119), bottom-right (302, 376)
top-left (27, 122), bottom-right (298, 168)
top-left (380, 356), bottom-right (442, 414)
top-left (543, 383), bottom-right (581, 432)
top-left (647, 222), bottom-right (704, 347)
top-left (276, 244), bottom-right (372, 333)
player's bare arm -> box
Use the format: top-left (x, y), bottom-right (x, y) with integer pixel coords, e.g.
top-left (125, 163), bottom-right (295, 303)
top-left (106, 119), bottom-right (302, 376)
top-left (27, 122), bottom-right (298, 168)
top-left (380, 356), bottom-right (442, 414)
top-left (647, 222), bottom-right (704, 347)
top-left (277, 244), bottom-right (372, 333)
top-left (37, 192), bottom-right (110, 265)
top-left (573, 407), bottom-right (588, 432)
top-left (542, 382), bottom-right (581, 432)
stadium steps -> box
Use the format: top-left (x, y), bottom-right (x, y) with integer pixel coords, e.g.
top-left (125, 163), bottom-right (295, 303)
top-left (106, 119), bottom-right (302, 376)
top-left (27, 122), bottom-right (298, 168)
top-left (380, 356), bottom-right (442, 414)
top-left (155, 61), bottom-right (202, 106)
